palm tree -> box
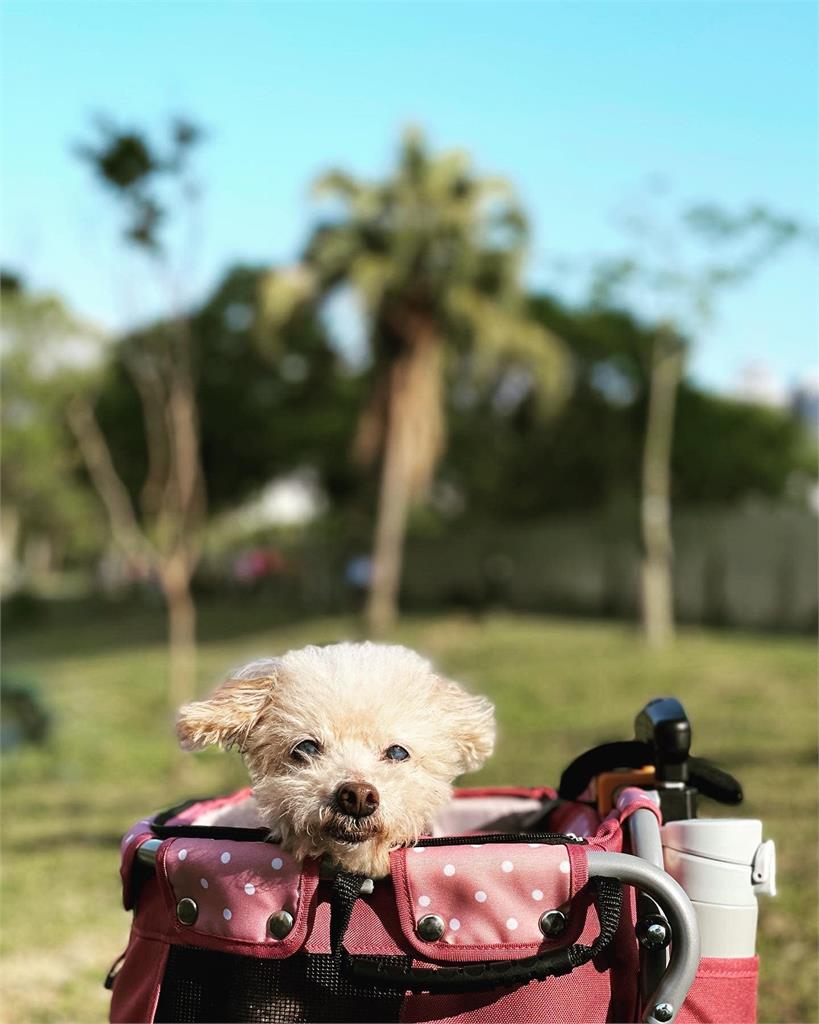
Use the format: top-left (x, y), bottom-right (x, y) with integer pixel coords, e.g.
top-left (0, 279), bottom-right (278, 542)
top-left (264, 129), bottom-right (565, 632)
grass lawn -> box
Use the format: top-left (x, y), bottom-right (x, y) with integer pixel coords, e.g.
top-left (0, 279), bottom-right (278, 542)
top-left (1, 602), bottom-right (816, 1023)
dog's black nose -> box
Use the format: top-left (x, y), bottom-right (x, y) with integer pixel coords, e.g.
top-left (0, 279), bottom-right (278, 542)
top-left (335, 781), bottom-right (380, 819)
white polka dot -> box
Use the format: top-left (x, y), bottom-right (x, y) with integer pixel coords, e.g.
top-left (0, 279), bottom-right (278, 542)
top-left (470, 844), bottom-right (482, 848)
top-left (474, 890), bottom-right (487, 903)
top-left (501, 860), bottom-right (514, 873)
top-left (200, 878), bottom-right (209, 889)
top-left (222, 908), bottom-right (232, 920)
top-left (418, 895), bottom-right (431, 907)
top-left (443, 864), bottom-right (456, 877)
top-left (413, 846), bottom-right (425, 853)
top-left (559, 860), bottom-right (570, 874)
top-left (271, 857), bottom-right (283, 870)
top-left (220, 852), bottom-right (231, 864)
top-left (531, 889), bottom-right (544, 901)
top-left (178, 848), bottom-right (188, 861)
top-left (528, 843), bottom-right (542, 848)
top-left (449, 918), bottom-right (461, 932)
top-left (244, 883), bottom-right (256, 895)
top-left (506, 917), bottom-right (519, 930)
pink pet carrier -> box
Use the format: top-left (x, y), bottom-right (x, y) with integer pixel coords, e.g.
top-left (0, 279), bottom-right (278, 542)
top-left (107, 699), bottom-right (772, 1024)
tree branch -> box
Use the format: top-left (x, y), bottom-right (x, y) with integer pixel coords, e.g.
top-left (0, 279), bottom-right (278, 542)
top-left (66, 395), bottom-right (153, 563)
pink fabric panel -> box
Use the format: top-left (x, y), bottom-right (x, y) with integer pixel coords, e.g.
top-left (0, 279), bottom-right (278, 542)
top-left (303, 879), bottom-right (408, 956)
top-left (677, 957), bottom-right (758, 1024)
top-left (109, 933), bottom-right (169, 1023)
top-left (549, 801), bottom-right (603, 838)
top-left (166, 787), bottom-right (253, 826)
top-left (153, 836), bottom-right (319, 956)
top-left (393, 842), bottom-right (575, 959)
top-left (399, 956), bottom-right (624, 1023)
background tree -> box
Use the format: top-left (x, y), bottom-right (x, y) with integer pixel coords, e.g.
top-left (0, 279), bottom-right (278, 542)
top-left (589, 199), bottom-right (807, 646)
top-left (93, 264), bottom-right (360, 520)
top-left (69, 117), bottom-right (206, 713)
top-left (0, 273), bottom-right (104, 589)
top-left (264, 128), bottom-right (567, 631)
top-left (445, 293), bottom-right (814, 520)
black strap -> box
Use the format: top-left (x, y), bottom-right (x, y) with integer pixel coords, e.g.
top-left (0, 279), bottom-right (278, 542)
top-left (558, 741), bottom-right (651, 800)
top-left (558, 742), bottom-right (743, 806)
top-left (331, 871), bottom-right (622, 994)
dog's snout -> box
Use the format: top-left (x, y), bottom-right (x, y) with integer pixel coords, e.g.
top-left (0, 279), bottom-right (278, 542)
top-left (335, 781), bottom-right (380, 819)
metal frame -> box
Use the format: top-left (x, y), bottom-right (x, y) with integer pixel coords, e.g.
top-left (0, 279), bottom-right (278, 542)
top-left (587, 851), bottom-right (700, 1024)
top-left (627, 798), bottom-right (670, 1009)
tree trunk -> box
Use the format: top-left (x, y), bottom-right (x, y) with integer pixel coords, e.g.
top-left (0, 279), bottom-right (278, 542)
top-left (640, 329), bottom-right (684, 648)
top-left (160, 556), bottom-right (198, 713)
top-left (366, 323), bottom-right (443, 634)
top-left (366, 392), bottom-right (412, 634)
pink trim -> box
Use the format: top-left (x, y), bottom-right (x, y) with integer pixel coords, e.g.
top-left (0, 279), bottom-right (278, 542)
top-left (567, 844), bottom-right (589, 897)
top-left (612, 787), bottom-right (663, 825)
top-left (120, 818), bottom-right (156, 910)
top-left (453, 785), bottom-right (558, 801)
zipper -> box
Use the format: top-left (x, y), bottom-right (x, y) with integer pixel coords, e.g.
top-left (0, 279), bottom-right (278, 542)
top-left (417, 832), bottom-right (586, 847)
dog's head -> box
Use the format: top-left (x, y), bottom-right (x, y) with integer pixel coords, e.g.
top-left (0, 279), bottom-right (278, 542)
top-left (176, 642), bottom-right (495, 876)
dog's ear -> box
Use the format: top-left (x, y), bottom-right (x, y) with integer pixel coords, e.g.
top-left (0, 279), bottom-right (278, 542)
top-left (176, 658), bottom-right (280, 752)
top-left (436, 676), bottom-right (496, 774)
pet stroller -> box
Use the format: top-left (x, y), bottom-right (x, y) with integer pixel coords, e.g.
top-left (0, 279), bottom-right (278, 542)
top-left (108, 698), bottom-right (774, 1024)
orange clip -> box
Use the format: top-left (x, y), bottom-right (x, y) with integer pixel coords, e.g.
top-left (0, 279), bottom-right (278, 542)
top-left (596, 766), bottom-right (656, 816)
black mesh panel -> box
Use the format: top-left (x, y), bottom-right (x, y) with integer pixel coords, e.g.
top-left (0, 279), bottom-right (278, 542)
top-left (154, 945), bottom-right (409, 1023)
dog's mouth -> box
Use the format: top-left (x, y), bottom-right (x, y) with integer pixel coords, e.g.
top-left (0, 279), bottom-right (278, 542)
top-left (322, 812), bottom-right (382, 845)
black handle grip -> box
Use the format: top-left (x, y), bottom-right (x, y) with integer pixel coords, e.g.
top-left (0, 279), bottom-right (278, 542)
top-left (333, 873), bottom-right (622, 995)
top-left (635, 698), bottom-right (691, 782)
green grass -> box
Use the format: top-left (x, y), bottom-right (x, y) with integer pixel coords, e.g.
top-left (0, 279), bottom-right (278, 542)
top-left (1, 604), bottom-right (816, 1023)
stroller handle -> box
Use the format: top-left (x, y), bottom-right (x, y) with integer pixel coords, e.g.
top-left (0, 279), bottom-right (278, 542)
top-left (587, 851), bottom-right (700, 1024)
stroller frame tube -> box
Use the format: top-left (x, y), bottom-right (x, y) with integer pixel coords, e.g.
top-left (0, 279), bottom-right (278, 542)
top-left (627, 801), bottom-right (670, 1008)
top-left (587, 851), bottom-right (700, 1024)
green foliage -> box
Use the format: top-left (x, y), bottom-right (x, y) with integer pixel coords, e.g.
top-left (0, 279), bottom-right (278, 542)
top-left (0, 279), bottom-right (105, 563)
top-left (673, 388), bottom-right (815, 503)
top-left (76, 116), bottom-right (203, 252)
top-left (91, 265), bottom-right (362, 516)
top-left (302, 128), bottom-right (567, 410)
top-left (443, 293), bottom-right (812, 518)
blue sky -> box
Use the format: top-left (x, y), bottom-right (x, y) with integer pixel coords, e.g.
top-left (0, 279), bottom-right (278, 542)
top-left (2, 0), bottom-right (816, 394)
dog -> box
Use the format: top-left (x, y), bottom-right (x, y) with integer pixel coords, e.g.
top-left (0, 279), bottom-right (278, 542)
top-left (176, 642), bottom-right (495, 878)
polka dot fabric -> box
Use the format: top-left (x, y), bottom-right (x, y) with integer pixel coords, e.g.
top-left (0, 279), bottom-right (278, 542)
top-left (161, 838), bottom-right (307, 947)
top-left (393, 842), bottom-right (575, 956)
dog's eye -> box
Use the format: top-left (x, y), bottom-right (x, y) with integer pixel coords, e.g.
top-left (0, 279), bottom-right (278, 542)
top-left (292, 739), bottom-right (321, 760)
top-left (384, 744), bottom-right (410, 762)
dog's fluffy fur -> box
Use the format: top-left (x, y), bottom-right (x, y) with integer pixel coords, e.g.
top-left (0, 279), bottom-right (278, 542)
top-left (177, 642), bottom-right (495, 877)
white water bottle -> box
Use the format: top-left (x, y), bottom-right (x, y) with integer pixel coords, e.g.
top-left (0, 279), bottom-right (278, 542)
top-left (660, 819), bottom-right (775, 957)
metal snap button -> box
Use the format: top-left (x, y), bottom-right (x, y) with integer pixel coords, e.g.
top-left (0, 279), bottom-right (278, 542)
top-left (538, 909), bottom-right (567, 938)
top-left (267, 909), bottom-right (295, 939)
top-left (176, 897), bottom-right (198, 925)
top-left (416, 913), bottom-right (446, 941)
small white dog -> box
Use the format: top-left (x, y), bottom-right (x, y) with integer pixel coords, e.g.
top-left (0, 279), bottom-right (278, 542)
top-left (177, 642), bottom-right (495, 878)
